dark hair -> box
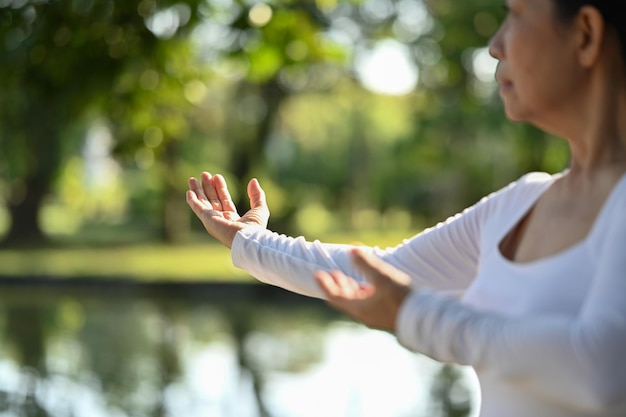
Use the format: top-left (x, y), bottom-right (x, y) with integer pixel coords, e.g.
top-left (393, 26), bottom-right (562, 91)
top-left (552, 0), bottom-right (626, 63)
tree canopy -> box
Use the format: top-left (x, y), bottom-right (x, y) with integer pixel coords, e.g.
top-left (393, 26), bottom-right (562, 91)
top-left (0, 0), bottom-right (569, 247)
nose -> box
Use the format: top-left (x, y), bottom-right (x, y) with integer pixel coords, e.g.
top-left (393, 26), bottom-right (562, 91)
top-left (488, 25), bottom-right (504, 60)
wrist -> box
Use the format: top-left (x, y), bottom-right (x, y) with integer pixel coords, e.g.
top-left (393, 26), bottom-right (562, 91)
top-left (225, 223), bottom-right (267, 248)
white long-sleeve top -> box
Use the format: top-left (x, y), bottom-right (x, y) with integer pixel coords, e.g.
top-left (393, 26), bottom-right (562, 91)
top-left (231, 172), bottom-right (626, 417)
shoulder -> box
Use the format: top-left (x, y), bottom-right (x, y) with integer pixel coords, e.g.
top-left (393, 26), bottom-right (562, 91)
top-left (475, 171), bottom-right (555, 212)
top-left (462, 172), bottom-right (556, 244)
top-left (520, 171), bottom-right (556, 185)
top-left (510, 171), bottom-right (555, 193)
top-left (426, 172), bottom-right (556, 234)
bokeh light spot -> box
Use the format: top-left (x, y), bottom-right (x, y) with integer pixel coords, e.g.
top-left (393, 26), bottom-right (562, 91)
top-left (135, 148), bottom-right (155, 170)
top-left (143, 126), bottom-right (163, 148)
top-left (139, 69), bottom-right (160, 91)
top-left (184, 80), bottom-right (208, 104)
top-left (248, 3), bottom-right (272, 28)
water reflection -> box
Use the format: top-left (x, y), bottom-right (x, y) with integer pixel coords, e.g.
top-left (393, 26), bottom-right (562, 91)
top-left (0, 281), bottom-right (478, 417)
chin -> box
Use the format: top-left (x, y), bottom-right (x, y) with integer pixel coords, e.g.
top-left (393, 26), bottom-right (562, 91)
top-left (501, 95), bottom-right (534, 122)
top-left (502, 100), bottom-right (532, 122)
top-left (503, 108), bottom-right (527, 123)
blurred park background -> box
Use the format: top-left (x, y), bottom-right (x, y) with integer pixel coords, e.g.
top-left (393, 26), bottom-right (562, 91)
top-left (0, 0), bottom-right (569, 416)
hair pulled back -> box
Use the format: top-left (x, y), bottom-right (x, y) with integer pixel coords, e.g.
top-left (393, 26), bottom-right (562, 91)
top-left (553, 0), bottom-right (626, 64)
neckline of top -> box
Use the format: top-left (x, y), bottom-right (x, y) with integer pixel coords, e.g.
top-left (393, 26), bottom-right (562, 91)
top-left (496, 171), bottom-right (626, 268)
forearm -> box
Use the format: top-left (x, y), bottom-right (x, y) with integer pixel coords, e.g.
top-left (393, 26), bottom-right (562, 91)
top-left (232, 227), bottom-right (365, 298)
top-left (231, 219), bottom-right (482, 299)
top-left (397, 290), bottom-right (626, 412)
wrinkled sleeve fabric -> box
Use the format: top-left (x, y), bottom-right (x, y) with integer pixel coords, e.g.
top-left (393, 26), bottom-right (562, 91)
top-left (230, 177), bottom-right (529, 299)
top-left (230, 200), bottom-right (490, 299)
top-left (395, 203), bottom-right (626, 413)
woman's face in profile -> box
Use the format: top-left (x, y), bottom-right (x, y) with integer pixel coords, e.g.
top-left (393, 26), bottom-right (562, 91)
top-left (488, 0), bottom-right (586, 129)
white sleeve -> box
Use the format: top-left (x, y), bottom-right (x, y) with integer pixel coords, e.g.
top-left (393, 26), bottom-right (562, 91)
top-left (230, 183), bottom-right (501, 299)
top-left (396, 212), bottom-right (626, 413)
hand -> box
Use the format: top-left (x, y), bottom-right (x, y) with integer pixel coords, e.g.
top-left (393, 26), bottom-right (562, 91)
top-left (186, 172), bottom-right (270, 248)
top-left (315, 249), bottom-right (412, 332)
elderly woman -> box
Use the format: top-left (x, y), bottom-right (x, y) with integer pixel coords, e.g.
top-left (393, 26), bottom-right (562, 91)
top-left (186, 0), bottom-right (626, 416)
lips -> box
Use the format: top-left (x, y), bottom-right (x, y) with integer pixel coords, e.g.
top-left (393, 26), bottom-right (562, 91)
top-left (495, 71), bottom-right (509, 84)
top-left (495, 72), bottom-right (513, 92)
top-left (500, 80), bottom-right (513, 89)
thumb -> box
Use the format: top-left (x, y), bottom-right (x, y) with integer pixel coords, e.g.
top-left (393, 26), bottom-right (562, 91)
top-left (351, 248), bottom-right (410, 286)
top-left (247, 178), bottom-right (267, 210)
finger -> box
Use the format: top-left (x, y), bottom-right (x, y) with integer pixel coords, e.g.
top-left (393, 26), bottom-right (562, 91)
top-left (247, 178), bottom-right (267, 210)
top-left (315, 270), bottom-right (371, 300)
top-left (200, 172), bottom-right (223, 210)
top-left (350, 249), bottom-right (387, 285)
top-left (213, 174), bottom-right (238, 213)
top-left (328, 270), bottom-right (360, 298)
top-left (188, 177), bottom-right (208, 201)
top-left (186, 189), bottom-right (211, 218)
top-left (334, 269), bottom-right (363, 297)
top-left (351, 248), bottom-right (410, 286)
top-left (187, 177), bottom-right (204, 197)
top-left (315, 270), bottom-right (342, 299)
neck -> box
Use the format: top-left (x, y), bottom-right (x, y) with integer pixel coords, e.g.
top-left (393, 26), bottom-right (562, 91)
top-left (557, 58), bottom-right (626, 177)
top-left (568, 93), bottom-right (626, 175)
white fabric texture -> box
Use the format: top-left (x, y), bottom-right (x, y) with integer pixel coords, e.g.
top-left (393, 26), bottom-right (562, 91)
top-left (231, 172), bottom-right (626, 417)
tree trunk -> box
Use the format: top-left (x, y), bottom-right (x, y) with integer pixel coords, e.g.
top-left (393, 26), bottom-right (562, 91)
top-left (2, 176), bottom-right (49, 248)
top-left (1, 115), bottom-right (64, 248)
top-left (161, 139), bottom-right (190, 243)
top-left (230, 77), bottom-right (288, 211)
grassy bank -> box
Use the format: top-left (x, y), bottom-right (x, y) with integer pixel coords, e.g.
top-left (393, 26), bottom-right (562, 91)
top-left (0, 244), bottom-right (247, 282)
top-left (0, 230), bottom-right (418, 282)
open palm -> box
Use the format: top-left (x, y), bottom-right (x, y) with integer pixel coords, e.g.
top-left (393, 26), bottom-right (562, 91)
top-left (186, 172), bottom-right (269, 248)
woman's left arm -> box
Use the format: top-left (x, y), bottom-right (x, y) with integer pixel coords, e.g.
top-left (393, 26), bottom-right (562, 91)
top-left (319, 213), bottom-right (626, 413)
top-left (394, 212), bottom-right (626, 413)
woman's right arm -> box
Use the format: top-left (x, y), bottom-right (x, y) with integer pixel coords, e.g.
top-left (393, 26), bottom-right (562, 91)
top-left (187, 171), bottom-right (494, 299)
top-left (230, 187), bottom-right (496, 299)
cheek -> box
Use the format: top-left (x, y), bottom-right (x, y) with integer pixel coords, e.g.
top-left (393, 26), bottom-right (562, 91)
top-left (505, 65), bottom-right (580, 123)
top-left (512, 43), bottom-right (577, 100)
top-left (534, 58), bottom-right (581, 101)
top-left (508, 37), bottom-right (541, 76)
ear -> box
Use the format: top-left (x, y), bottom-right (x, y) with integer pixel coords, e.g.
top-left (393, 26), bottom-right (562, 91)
top-left (574, 6), bottom-right (606, 68)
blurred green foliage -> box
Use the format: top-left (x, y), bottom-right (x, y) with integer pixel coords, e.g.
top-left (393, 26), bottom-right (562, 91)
top-left (0, 0), bottom-right (570, 248)
top-left (0, 5), bottom-right (557, 414)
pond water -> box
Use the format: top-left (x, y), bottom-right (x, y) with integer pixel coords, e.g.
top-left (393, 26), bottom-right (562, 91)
top-left (0, 280), bottom-right (479, 417)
